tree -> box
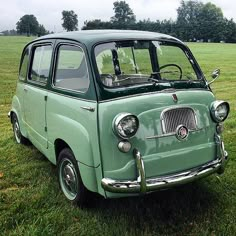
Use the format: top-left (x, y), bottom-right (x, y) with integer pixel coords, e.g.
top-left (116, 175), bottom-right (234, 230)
top-left (198, 2), bottom-right (225, 42)
top-left (111, 1), bottom-right (136, 28)
top-left (37, 24), bottom-right (48, 37)
top-left (81, 0), bottom-right (236, 42)
top-left (82, 19), bottom-right (112, 30)
top-left (160, 19), bottom-right (176, 36)
top-left (1, 29), bottom-right (18, 36)
top-left (176, 1), bottom-right (227, 42)
top-left (176, 0), bottom-right (203, 41)
top-left (62, 10), bottom-right (78, 31)
top-left (224, 19), bottom-right (236, 43)
top-left (16, 15), bottom-right (39, 36)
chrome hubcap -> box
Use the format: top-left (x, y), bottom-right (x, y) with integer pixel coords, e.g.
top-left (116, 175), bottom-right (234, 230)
top-left (59, 159), bottom-right (78, 200)
top-left (14, 120), bottom-right (21, 143)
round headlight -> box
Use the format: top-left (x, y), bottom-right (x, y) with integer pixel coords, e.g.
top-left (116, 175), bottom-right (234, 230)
top-left (113, 113), bottom-right (139, 139)
top-left (210, 101), bottom-right (230, 123)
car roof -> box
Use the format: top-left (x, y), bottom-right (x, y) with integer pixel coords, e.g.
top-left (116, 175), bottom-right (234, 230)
top-left (36, 30), bottom-right (182, 45)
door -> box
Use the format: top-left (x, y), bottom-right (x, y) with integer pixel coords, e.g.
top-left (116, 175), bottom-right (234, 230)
top-left (24, 43), bottom-right (53, 149)
top-left (46, 42), bottom-right (100, 167)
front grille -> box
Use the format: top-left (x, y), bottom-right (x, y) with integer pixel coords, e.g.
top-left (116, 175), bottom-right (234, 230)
top-left (161, 107), bottom-right (197, 133)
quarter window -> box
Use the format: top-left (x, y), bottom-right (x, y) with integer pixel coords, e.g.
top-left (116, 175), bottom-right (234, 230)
top-left (54, 45), bottom-right (89, 93)
top-left (19, 48), bottom-right (29, 81)
top-left (29, 45), bottom-right (52, 84)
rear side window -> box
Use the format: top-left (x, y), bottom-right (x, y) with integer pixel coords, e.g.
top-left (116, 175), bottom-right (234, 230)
top-left (19, 48), bottom-right (29, 81)
top-left (54, 45), bottom-right (89, 93)
top-left (29, 45), bottom-right (52, 84)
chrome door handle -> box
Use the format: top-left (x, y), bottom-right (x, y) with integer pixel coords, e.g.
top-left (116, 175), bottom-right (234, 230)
top-left (80, 106), bottom-right (95, 112)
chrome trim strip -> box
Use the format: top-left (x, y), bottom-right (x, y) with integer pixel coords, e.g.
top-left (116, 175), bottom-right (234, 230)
top-left (146, 128), bottom-right (203, 140)
top-left (101, 144), bottom-right (228, 194)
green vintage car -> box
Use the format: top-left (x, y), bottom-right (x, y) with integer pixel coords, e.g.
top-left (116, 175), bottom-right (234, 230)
top-left (9, 30), bottom-right (230, 206)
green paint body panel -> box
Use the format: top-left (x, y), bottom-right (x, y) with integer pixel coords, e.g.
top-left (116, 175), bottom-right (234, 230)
top-left (24, 84), bottom-right (48, 149)
top-left (13, 83), bottom-right (104, 194)
top-left (99, 90), bottom-right (216, 183)
top-left (11, 82), bottom-right (27, 137)
top-left (46, 92), bottom-right (99, 167)
top-left (43, 88), bottom-right (103, 194)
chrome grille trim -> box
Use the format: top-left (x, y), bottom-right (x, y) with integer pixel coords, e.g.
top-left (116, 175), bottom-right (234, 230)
top-left (161, 107), bottom-right (197, 134)
top-left (146, 128), bottom-right (203, 140)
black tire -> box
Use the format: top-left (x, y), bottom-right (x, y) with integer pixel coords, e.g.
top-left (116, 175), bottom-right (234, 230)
top-left (12, 113), bottom-right (28, 144)
top-left (57, 148), bottom-right (89, 207)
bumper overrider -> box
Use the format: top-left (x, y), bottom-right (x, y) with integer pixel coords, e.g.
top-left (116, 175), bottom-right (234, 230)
top-left (101, 134), bottom-right (228, 194)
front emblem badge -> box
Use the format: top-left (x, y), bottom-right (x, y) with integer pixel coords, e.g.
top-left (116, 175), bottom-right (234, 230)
top-left (176, 125), bottom-right (189, 140)
top-left (172, 94), bottom-right (178, 103)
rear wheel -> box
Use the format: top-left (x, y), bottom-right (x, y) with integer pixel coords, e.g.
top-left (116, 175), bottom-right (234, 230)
top-left (58, 148), bottom-right (89, 207)
top-left (12, 113), bottom-right (28, 144)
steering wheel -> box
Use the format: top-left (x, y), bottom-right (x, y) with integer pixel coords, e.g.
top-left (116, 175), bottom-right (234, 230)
top-left (159, 64), bottom-right (182, 80)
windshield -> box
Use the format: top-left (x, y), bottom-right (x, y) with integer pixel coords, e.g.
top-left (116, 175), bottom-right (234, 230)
top-left (94, 40), bottom-right (200, 88)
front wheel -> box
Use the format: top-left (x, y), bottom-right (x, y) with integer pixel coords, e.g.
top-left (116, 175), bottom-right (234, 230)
top-left (58, 148), bottom-right (89, 207)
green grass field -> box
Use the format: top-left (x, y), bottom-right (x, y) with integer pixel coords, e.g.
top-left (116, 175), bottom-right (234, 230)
top-left (0, 36), bottom-right (235, 235)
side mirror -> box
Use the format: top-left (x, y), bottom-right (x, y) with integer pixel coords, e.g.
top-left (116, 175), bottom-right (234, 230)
top-left (208, 69), bottom-right (220, 85)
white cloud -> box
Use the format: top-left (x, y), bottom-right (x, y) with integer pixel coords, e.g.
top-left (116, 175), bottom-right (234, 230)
top-left (0, 0), bottom-right (235, 32)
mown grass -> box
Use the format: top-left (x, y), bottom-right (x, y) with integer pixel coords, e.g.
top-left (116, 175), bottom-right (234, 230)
top-left (0, 37), bottom-right (236, 235)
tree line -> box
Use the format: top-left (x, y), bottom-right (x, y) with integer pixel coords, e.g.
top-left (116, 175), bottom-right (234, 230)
top-left (83, 0), bottom-right (236, 43)
top-left (2, 10), bottom-right (79, 37)
top-left (3, 0), bottom-right (236, 43)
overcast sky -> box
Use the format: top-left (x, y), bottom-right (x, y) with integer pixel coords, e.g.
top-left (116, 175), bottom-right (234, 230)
top-left (0, 0), bottom-right (235, 32)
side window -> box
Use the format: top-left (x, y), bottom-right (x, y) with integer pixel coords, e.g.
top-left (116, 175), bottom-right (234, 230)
top-left (19, 48), bottom-right (29, 81)
top-left (29, 45), bottom-right (52, 84)
top-left (54, 45), bottom-right (89, 93)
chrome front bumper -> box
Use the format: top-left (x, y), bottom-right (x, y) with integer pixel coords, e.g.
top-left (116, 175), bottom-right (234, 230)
top-left (101, 136), bottom-right (228, 194)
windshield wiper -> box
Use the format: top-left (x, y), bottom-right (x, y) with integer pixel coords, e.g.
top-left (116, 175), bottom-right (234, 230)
top-left (148, 78), bottom-right (172, 88)
top-left (148, 77), bottom-right (160, 83)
